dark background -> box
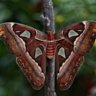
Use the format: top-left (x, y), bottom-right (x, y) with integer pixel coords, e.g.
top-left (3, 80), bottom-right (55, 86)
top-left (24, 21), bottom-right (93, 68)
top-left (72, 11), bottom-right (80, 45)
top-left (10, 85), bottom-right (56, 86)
top-left (0, 0), bottom-right (96, 96)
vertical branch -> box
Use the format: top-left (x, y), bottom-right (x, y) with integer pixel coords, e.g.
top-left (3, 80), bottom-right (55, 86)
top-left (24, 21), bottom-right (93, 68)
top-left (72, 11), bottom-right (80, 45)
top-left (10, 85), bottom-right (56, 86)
top-left (42, 0), bottom-right (55, 33)
top-left (45, 58), bottom-right (56, 96)
top-left (42, 0), bottom-right (56, 96)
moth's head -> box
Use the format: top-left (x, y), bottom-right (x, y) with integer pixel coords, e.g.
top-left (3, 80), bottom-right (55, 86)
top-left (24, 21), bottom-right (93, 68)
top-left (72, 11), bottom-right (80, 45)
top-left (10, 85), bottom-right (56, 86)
top-left (47, 31), bottom-right (54, 40)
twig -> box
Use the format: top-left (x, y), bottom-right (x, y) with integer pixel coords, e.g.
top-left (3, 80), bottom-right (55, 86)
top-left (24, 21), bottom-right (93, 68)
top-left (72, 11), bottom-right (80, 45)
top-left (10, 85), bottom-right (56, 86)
top-left (42, 0), bottom-right (55, 33)
top-left (42, 0), bottom-right (56, 96)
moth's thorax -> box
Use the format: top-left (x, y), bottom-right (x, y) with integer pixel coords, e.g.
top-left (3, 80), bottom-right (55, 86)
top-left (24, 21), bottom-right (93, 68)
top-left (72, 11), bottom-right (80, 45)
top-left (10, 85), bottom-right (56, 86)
top-left (46, 31), bottom-right (56, 59)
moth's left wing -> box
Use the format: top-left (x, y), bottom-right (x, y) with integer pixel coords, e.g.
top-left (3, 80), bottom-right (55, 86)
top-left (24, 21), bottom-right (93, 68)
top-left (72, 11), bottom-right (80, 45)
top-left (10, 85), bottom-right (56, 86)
top-left (55, 21), bottom-right (96, 90)
top-left (0, 22), bottom-right (47, 90)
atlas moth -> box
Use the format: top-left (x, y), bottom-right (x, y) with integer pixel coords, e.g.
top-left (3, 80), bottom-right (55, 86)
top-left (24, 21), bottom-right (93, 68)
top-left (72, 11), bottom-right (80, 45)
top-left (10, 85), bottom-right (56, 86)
top-left (0, 21), bottom-right (96, 90)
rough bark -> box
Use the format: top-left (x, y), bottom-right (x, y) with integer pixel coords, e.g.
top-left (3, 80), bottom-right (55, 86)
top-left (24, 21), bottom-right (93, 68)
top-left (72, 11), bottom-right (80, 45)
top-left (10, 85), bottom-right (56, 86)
top-left (42, 0), bottom-right (56, 96)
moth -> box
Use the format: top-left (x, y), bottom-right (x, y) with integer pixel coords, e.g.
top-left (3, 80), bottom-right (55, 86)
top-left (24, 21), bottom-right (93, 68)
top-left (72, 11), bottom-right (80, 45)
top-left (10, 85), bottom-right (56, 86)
top-left (0, 21), bottom-right (96, 90)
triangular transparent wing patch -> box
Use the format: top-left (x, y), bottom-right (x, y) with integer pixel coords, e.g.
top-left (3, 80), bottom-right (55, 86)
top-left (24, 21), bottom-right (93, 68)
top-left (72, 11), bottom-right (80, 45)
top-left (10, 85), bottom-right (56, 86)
top-left (35, 47), bottom-right (42, 58)
top-left (20, 30), bottom-right (31, 38)
top-left (68, 30), bottom-right (79, 38)
top-left (58, 47), bottom-right (66, 58)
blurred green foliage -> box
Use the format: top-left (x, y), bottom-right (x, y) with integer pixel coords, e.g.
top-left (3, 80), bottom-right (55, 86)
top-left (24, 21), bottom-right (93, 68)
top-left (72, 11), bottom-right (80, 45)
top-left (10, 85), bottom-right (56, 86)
top-left (0, 0), bottom-right (96, 96)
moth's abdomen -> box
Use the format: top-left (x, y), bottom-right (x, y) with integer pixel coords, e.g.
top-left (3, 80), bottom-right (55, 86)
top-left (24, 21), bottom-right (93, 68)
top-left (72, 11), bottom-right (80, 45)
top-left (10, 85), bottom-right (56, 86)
top-left (46, 42), bottom-right (55, 59)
